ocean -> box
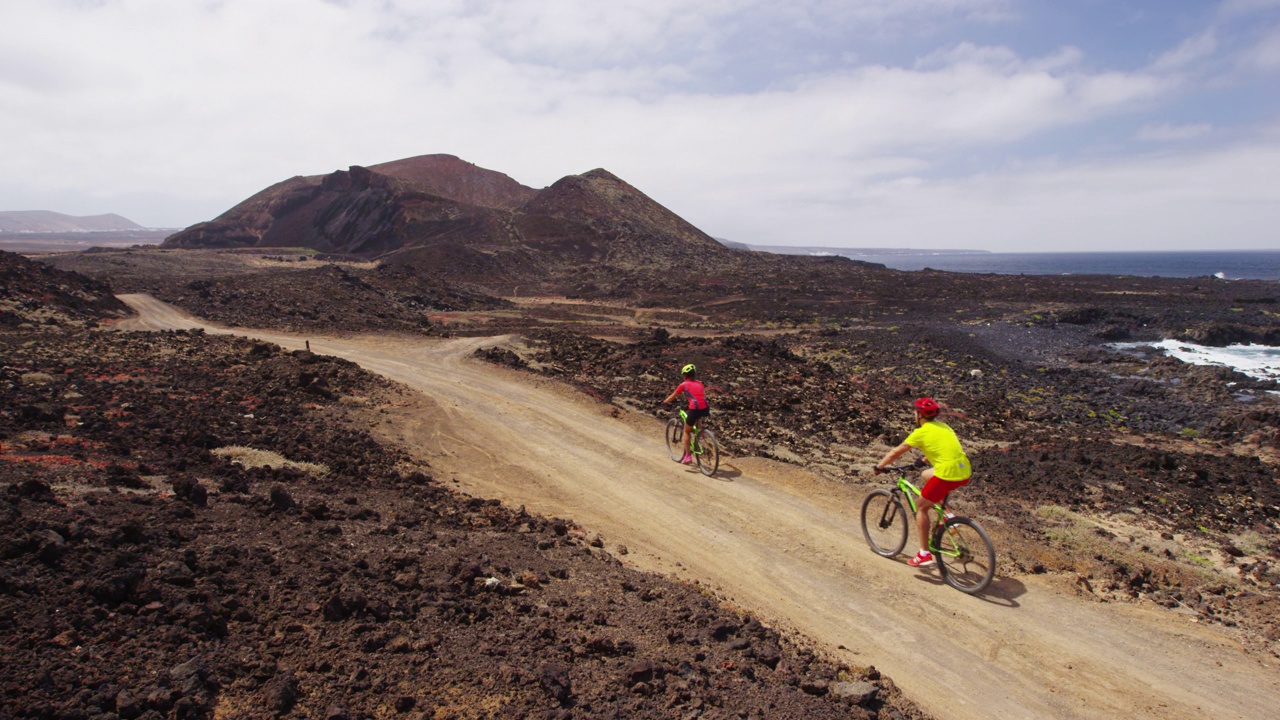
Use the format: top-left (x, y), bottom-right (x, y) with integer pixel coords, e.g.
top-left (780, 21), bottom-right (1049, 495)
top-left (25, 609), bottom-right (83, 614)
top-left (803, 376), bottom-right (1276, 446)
top-left (1110, 340), bottom-right (1280, 396)
top-left (834, 250), bottom-right (1280, 281)
top-left (829, 247), bottom-right (1280, 388)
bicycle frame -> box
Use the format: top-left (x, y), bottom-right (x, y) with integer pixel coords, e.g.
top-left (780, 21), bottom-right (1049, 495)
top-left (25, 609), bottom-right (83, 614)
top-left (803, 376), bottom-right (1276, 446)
top-left (667, 409), bottom-right (720, 477)
top-left (863, 464), bottom-right (995, 593)
top-left (676, 409), bottom-right (706, 455)
top-left (887, 472), bottom-right (960, 558)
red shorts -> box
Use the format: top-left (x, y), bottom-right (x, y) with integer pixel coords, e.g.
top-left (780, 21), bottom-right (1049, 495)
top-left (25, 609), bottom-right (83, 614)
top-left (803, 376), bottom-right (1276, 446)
top-left (921, 475), bottom-right (970, 505)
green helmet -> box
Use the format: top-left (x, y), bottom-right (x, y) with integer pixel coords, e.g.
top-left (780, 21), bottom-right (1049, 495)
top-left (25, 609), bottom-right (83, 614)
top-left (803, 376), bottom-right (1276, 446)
top-left (681, 363), bottom-right (696, 375)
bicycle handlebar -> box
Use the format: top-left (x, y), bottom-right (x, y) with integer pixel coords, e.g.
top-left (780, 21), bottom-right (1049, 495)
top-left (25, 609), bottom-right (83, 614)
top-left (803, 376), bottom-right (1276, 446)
top-left (874, 457), bottom-right (928, 474)
top-left (875, 464), bottom-right (914, 474)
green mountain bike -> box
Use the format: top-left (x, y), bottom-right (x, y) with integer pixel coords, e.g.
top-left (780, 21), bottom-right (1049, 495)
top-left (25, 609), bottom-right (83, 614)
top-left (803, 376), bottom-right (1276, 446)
top-left (860, 464), bottom-right (996, 594)
top-left (666, 410), bottom-right (719, 477)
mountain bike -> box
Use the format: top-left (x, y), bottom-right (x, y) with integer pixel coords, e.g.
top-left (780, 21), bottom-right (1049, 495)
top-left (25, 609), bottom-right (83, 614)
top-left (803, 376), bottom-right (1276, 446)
top-left (860, 464), bottom-right (995, 594)
top-left (665, 410), bottom-right (719, 477)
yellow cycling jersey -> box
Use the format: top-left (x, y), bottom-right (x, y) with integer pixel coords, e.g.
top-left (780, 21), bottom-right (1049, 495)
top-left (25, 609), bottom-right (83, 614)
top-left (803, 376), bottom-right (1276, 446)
top-left (904, 420), bottom-right (971, 481)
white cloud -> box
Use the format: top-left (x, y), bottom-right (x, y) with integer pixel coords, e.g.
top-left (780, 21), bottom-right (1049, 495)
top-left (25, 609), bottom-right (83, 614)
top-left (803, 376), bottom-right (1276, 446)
top-left (1241, 25), bottom-right (1280, 70)
top-left (710, 135), bottom-right (1280, 252)
top-left (1149, 32), bottom-right (1218, 73)
top-left (1136, 123), bottom-right (1213, 142)
top-left (458, 0), bottom-right (716, 64)
top-left (0, 0), bottom-right (1276, 252)
top-left (915, 42), bottom-right (1023, 71)
top-left (1222, 0), bottom-right (1280, 17)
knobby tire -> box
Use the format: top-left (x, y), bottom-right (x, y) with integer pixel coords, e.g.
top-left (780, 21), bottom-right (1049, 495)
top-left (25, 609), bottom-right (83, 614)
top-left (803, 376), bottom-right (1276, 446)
top-left (933, 516), bottom-right (996, 594)
top-left (860, 489), bottom-right (908, 557)
top-left (695, 429), bottom-right (719, 477)
top-left (665, 417), bottom-right (685, 462)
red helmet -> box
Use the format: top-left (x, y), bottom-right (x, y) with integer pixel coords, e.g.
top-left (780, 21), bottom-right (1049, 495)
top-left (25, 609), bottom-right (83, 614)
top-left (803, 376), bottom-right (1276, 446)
top-left (913, 397), bottom-right (940, 418)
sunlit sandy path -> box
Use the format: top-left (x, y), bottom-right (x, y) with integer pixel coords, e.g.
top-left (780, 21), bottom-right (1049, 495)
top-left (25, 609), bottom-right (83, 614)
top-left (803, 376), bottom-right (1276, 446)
top-left (117, 293), bottom-right (1280, 720)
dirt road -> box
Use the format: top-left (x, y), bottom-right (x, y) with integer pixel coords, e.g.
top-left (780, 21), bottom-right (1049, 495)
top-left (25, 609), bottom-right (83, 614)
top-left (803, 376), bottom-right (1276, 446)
top-left (118, 294), bottom-right (1280, 720)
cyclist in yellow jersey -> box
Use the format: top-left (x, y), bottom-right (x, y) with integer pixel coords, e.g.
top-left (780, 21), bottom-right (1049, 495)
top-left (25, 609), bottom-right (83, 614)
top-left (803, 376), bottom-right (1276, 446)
top-left (874, 397), bottom-right (972, 567)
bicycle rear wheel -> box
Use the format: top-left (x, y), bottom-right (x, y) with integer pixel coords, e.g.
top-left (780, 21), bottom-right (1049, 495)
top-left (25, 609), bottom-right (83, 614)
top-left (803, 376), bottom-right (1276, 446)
top-left (934, 517), bottom-right (996, 594)
top-left (860, 490), bottom-right (908, 557)
top-left (665, 418), bottom-right (685, 461)
top-left (695, 429), bottom-right (719, 477)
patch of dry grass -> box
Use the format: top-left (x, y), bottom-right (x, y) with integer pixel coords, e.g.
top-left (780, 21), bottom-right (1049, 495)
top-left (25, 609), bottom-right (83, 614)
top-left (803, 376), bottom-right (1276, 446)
top-left (1033, 504), bottom-right (1220, 589)
top-left (211, 446), bottom-right (330, 477)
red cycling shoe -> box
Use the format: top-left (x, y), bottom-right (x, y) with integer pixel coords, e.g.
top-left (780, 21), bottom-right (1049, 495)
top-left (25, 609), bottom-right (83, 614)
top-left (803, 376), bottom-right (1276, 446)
top-left (908, 551), bottom-right (934, 567)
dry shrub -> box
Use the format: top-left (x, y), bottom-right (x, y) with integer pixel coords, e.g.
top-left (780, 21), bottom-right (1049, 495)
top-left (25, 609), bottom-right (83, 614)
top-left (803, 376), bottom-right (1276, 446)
top-left (211, 445), bottom-right (330, 477)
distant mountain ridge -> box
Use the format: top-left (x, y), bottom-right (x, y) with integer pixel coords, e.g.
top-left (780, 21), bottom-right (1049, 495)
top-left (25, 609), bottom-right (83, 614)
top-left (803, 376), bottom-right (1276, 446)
top-left (162, 153), bottom-right (736, 295)
top-left (0, 211), bottom-right (146, 233)
top-left (725, 241), bottom-right (989, 257)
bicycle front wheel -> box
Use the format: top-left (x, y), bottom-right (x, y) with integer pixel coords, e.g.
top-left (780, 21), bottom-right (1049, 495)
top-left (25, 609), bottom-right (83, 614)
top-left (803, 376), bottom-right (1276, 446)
top-left (934, 517), bottom-right (996, 594)
top-left (860, 490), bottom-right (908, 557)
top-left (665, 418), bottom-right (685, 461)
top-left (695, 429), bottom-right (720, 477)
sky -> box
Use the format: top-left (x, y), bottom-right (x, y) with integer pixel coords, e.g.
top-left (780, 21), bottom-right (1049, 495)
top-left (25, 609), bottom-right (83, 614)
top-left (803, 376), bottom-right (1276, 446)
top-left (2, 0), bottom-right (1279, 252)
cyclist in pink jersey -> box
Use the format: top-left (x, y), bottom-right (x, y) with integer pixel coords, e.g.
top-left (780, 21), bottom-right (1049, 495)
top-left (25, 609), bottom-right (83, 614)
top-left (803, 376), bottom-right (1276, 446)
top-left (662, 363), bottom-right (710, 465)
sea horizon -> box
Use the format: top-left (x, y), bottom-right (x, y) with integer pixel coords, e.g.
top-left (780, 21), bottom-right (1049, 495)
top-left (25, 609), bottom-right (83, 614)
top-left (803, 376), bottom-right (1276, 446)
top-left (821, 249), bottom-right (1280, 281)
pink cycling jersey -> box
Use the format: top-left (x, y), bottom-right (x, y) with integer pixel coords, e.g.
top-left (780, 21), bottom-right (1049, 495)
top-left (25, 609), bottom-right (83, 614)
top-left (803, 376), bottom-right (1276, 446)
top-left (676, 380), bottom-right (708, 410)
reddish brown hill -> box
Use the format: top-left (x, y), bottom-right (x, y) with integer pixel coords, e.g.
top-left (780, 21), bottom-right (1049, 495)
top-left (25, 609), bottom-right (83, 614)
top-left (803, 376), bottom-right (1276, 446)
top-left (163, 176), bottom-right (321, 249)
top-left (161, 156), bottom-right (745, 296)
top-left (164, 167), bottom-right (505, 258)
top-left (513, 169), bottom-right (726, 264)
top-left (368, 154), bottom-right (537, 210)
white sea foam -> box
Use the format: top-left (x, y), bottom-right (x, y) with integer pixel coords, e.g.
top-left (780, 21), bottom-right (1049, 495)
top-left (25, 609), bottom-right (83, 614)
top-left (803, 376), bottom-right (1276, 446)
top-left (1112, 339), bottom-right (1280, 384)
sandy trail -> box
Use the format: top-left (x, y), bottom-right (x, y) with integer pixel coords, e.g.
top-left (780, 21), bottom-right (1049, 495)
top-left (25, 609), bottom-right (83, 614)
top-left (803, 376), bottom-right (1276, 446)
top-left (118, 294), bottom-right (1280, 720)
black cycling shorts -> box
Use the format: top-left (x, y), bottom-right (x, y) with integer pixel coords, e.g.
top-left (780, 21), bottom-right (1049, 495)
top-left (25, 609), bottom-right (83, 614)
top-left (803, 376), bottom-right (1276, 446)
top-left (682, 407), bottom-right (710, 427)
